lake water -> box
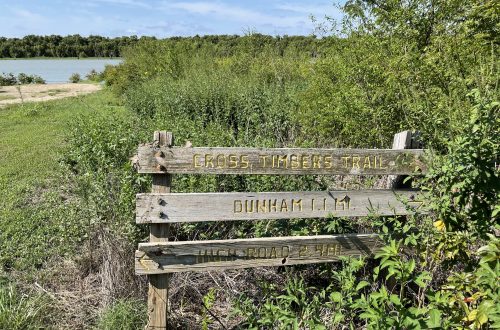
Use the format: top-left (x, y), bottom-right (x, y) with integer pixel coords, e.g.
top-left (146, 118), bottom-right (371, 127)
top-left (0, 59), bottom-right (122, 83)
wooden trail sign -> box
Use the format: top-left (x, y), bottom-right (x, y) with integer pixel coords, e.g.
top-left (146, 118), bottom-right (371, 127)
top-left (136, 190), bottom-right (425, 223)
top-left (135, 130), bottom-right (425, 329)
top-left (135, 234), bottom-right (381, 274)
top-left (137, 146), bottom-right (426, 175)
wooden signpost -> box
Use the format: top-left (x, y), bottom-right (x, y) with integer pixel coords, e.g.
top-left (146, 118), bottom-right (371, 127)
top-left (136, 234), bottom-right (381, 274)
top-left (137, 146), bottom-right (425, 175)
top-left (136, 190), bottom-right (424, 223)
top-left (135, 130), bottom-right (426, 329)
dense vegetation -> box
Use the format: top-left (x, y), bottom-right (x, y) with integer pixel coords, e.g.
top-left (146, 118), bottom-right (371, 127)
top-left (0, 0), bottom-right (498, 328)
top-left (0, 35), bottom-right (142, 58)
top-left (0, 34), bottom-right (325, 59)
top-left (0, 72), bottom-right (45, 85)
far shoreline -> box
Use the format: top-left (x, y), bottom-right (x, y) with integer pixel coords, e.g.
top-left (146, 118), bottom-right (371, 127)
top-left (0, 57), bottom-right (123, 61)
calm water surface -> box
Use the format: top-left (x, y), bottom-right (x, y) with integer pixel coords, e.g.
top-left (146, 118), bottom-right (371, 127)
top-left (0, 59), bottom-right (122, 83)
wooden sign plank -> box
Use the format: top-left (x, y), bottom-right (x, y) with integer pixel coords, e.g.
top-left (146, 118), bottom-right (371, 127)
top-left (137, 146), bottom-right (426, 175)
top-left (136, 190), bottom-right (425, 223)
top-left (135, 234), bottom-right (381, 274)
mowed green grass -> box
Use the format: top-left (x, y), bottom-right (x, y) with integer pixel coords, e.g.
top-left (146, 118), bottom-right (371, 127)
top-left (0, 90), bottom-right (124, 196)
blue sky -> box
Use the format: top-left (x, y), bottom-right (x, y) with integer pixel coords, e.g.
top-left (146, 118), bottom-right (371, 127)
top-left (0, 1), bottom-right (343, 38)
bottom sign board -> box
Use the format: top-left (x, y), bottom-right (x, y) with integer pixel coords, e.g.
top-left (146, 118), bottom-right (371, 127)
top-left (135, 234), bottom-right (381, 274)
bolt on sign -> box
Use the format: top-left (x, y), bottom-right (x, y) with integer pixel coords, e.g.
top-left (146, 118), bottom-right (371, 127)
top-left (135, 130), bottom-right (426, 329)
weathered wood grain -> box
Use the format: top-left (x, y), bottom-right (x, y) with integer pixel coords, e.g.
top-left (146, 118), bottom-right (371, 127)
top-left (136, 190), bottom-right (425, 223)
top-left (136, 146), bottom-right (427, 175)
top-left (387, 131), bottom-right (422, 188)
top-left (135, 234), bottom-right (381, 274)
top-left (147, 131), bottom-right (172, 330)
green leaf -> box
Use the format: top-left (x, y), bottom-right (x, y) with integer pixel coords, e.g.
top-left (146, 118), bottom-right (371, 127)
top-left (389, 294), bottom-right (401, 306)
top-left (427, 309), bottom-right (441, 328)
top-left (330, 292), bottom-right (342, 303)
top-left (356, 281), bottom-right (371, 292)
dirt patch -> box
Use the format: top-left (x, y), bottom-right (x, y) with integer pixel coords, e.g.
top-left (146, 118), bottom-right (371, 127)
top-left (0, 83), bottom-right (102, 107)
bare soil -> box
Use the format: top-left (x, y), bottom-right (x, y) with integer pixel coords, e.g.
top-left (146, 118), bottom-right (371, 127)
top-left (0, 83), bottom-right (102, 107)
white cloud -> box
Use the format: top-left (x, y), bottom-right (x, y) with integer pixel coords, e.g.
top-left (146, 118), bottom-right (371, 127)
top-left (162, 1), bottom-right (310, 28)
top-left (11, 8), bottom-right (46, 21)
top-left (86, 0), bottom-right (153, 9)
top-left (275, 3), bottom-right (340, 16)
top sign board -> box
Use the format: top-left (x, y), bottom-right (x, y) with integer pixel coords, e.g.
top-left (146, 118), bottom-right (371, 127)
top-left (137, 146), bottom-right (426, 175)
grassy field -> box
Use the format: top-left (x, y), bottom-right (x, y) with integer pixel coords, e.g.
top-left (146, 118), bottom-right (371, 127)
top-left (0, 89), bottom-right (123, 195)
top-left (0, 89), bottom-right (136, 328)
top-left (0, 90), bottom-right (127, 269)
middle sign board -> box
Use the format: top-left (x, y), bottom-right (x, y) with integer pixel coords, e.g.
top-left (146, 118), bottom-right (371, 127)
top-left (136, 190), bottom-right (424, 223)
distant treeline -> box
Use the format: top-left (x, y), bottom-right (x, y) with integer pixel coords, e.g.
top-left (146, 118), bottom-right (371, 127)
top-left (0, 35), bottom-right (146, 58)
top-left (0, 34), bottom-right (326, 59)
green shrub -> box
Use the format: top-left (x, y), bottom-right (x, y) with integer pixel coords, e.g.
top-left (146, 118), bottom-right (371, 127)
top-left (17, 73), bottom-right (45, 85)
top-left (69, 73), bottom-right (81, 83)
top-left (419, 91), bottom-right (499, 239)
top-left (232, 91), bottom-right (499, 329)
top-left (63, 110), bottom-right (148, 242)
top-left (86, 69), bottom-right (104, 82)
top-left (0, 73), bottom-right (17, 86)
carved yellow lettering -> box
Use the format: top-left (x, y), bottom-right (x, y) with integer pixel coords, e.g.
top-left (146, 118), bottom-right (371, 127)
top-left (342, 156), bottom-right (351, 168)
top-left (301, 155), bottom-right (310, 169)
top-left (258, 247), bottom-right (266, 258)
top-left (215, 249), bottom-right (223, 261)
top-left (344, 197), bottom-right (351, 209)
top-left (259, 200), bottom-right (267, 213)
top-left (234, 200), bottom-right (242, 213)
top-left (335, 196), bottom-right (351, 210)
top-left (363, 156), bottom-right (371, 169)
top-left (259, 155), bottom-right (270, 168)
top-left (334, 198), bottom-right (343, 210)
top-left (228, 155), bottom-right (238, 168)
top-left (312, 155), bottom-right (321, 169)
top-left (270, 247), bottom-right (277, 258)
top-left (327, 244), bottom-right (341, 256)
top-left (241, 155), bottom-right (249, 168)
top-left (247, 248), bottom-right (256, 258)
top-left (204, 154), bottom-right (214, 168)
top-left (311, 198), bottom-right (315, 211)
top-left (315, 244), bottom-right (326, 257)
top-left (245, 200), bottom-right (255, 213)
top-left (272, 155), bottom-right (279, 168)
top-left (270, 199), bottom-right (277, 212)
top-left (277, 155), bottom-right (288, 168)
top-left (292, 199), bottom-right (302, 212)
top-left (280, 199), bottom-right (289, 212)
top-left (290, 154), bottom-right (299, 169)
top-left (352, 156), bottom-right (361, 169)
top-left (324, 156), bottom-right (333, 169)
top-left (193, 154), bottom-right (202, 168)
top-left (282, 246), bottom-right (290, 258)
top-left (197, 250), bottom-right (204, 263)
top-left (299, 245), bottom-right (308, 257)
top-left (204, 249), bottom-right (213, 262)
top-left (378, 156), bottom-right (387, 169)
top-left (216, 154), bottom-right (226, 168)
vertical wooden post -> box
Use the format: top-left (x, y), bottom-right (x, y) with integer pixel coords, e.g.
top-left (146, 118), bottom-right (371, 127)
top-left (388, 130), bottom-right (421, 189)
top-left (386, 130), bottom-right (420, 291)
top-left (147, 131), bottom-right (173, 330)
